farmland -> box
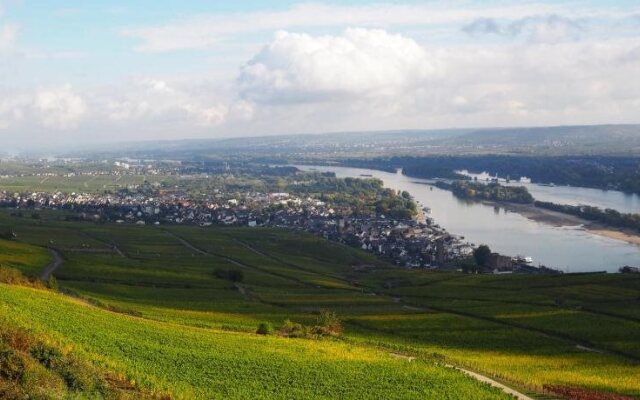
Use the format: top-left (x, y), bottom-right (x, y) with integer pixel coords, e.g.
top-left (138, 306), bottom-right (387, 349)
top-left (1, 208), bottom-right (639, 398)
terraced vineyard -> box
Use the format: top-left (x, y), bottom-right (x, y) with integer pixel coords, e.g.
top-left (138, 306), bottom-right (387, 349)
top-left (1, 209), bottom-right (639, 398)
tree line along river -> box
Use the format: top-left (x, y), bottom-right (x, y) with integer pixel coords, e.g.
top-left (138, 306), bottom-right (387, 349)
top-left (297, 165), bottom-right (640, 273)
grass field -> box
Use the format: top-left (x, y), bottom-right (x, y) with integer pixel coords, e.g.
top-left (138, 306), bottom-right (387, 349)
top-left (0, 174), bottom-right (172, 193)
top-left (1, 208), bottom-right (639, 398)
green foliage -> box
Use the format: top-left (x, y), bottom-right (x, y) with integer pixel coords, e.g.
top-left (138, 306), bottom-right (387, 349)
top-left (0, 346), bottom-right (25, 382)
top-left (278, 319), bottom-right (311, 338)
top-left (256, 322), bottom-right (273, 335)
top-left (459, 256), bottom-right (480, 274)
top-left (278, 312), bottom-right (343, 339)
top-left (0, 266), bottom-right (41, 288)
top-left (1, 218), bottom-right (640, 398)
top-left (314, 310), bottom-right (343, 337)
top-left (1, 284), bottom-right (508, 399)
top-left (214, 268), bottom-right (244, 282)
top-left (30, 343), bottom-right (63, 369)
top-left (46, 275), bottom-right (58, 290)
top-left (374, 189), bottom-right (418, 219)
top-left (437, 181), bottom-right (534, 203)
top-left (473, 245), bottom-right (492, 267)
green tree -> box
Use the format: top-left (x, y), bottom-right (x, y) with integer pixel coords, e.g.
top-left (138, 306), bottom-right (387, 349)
top-left (473, 245), bottom-right (492, 267)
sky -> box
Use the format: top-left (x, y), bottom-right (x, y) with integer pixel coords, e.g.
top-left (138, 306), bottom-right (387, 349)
top-left (0, 0), bottom-right (639, 148)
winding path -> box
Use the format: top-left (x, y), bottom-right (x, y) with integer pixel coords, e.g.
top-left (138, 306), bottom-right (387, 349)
top-left (40, 248), bottom-right (63, 280)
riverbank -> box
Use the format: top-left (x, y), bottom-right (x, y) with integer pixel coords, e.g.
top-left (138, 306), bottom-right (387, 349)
top-left (485, 200), bottom-right (640, 246)
top-left (588, 228), bottom-right (640, 246)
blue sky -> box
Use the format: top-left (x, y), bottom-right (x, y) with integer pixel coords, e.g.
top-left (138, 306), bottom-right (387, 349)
top-left (0, 1), bottom-right (639, 147)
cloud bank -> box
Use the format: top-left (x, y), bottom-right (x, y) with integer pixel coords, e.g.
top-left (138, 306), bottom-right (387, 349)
top-left (0, 2), bottom-right (639, 146)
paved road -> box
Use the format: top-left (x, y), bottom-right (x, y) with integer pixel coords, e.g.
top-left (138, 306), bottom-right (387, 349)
top-left (40, 249), bottom-right (63, 280)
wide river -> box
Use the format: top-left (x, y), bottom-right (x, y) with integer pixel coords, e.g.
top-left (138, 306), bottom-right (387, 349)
top-left (458, 170), bottom-right (640, 214)
top-left (297, 165), bottom-right (640, 273)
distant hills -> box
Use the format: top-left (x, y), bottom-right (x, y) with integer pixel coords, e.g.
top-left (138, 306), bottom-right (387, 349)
top-left (58, 124), bottom-right (640, 159)
top-left (434, 124), bottom-right (640, 155)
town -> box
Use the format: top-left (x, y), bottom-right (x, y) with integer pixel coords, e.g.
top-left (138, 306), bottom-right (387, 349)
top-left (0, 160), bottom-right (556, 273)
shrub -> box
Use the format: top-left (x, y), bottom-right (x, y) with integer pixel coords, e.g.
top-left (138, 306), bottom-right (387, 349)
top-left (0, 326), bottom-right (34, 352)
top-left (278, 320), bottom-right (310, 338)
top-left (0, 267), bottom-right (41, 288)
top-left (0, 346), bottom-right (25, 382)
top-left (314, 310), bottom-right (343, 337)
top-left (30, 343), bottom-right (63, 369)
top-left (256, 322), bottom-right (273, 335)
top-left (58, 357), bottom-right (94, 391)
top-left (214, 269), bottom-right (244, 282)
top-left (278, 313), bottom-right (343, 339)
top-left (0, 267), bottom-right (25, 285)
top-left (46, 275), bottom-right (59, 290)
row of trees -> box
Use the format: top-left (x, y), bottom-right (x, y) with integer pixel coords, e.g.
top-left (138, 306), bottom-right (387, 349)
top-left (535, 201), bottom-right (640, 232)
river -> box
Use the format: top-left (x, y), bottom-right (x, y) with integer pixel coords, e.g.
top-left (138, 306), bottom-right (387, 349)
top-left (457, 170), bottom-right (640, 214)
top-left (297, 165), bottom-right (640, 273)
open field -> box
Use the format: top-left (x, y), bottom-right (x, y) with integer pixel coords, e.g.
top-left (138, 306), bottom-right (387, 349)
top-left (1, 208), bottom-right (640, 398)
top-left (0, 174), bottom-right (188, 193)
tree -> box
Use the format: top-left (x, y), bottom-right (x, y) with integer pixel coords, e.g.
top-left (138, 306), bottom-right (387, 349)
top-left (473, 245), bottom-right (492, 267)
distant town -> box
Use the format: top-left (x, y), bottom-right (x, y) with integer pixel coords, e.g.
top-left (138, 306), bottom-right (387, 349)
top-left (0, 158), bottom-right (554, 274)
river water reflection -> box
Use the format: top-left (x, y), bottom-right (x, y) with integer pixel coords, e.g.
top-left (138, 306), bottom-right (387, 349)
top-left (298, 165), bottom-right (640, 273)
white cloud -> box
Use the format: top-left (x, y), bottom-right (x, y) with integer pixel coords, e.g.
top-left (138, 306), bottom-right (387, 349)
top-left (0, 85), bottom-right (86, 131)
top-left (105, 79), bottom-right (228, 127)
top-left (4, 3), bottom-right (640, 146)
top-left (33, 85), bottom-right (86, 129)
top-left (239, 29), bottom-right (438, 104)
top-left (231, 27), bottom-right (640, 133)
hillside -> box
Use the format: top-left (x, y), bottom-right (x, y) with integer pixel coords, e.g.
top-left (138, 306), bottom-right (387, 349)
top-left (1, 209), bottom-right (640, 398)
top-left (51, 124), bottom-right (640, 159)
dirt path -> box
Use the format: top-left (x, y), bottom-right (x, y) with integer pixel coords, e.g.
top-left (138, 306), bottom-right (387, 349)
top-left (449, 365), bottom-right (534, 400)
top-left (165, 231), bottom-right (209, 256)
top-left (112, 245), bottom-right (126, 258)
top-left (40, 248), bottom-right (63, 280)
top-left (387, 350), bottom-right (533, 399)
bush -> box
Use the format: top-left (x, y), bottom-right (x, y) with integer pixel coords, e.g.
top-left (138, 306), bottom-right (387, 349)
top-left (256, 322), bottom-right (273, 335)
top-left (214, 269), bottom-right (244, 282)
top-left (278, 320), bottom-right (310, 338)
top-left (0, 267), bottom-right (41, 288)
top-left (278, 312), bottom-right (343, 339)
top-left (30, 343), bottom-right (63, 369)
top-left (0, 347), bottom-right (25, 382)
top-left (58, 357), bottom-right (94, 391)
top-left (46, 275), bottom-right (59, 290)
top-left (30, 343), bottom-right (94, 391)
top-left (314, 310), bottom-right (343, 337)
top-left (0, 326), bottom-right (34, 353)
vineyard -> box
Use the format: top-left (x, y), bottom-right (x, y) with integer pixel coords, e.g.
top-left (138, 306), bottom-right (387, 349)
top-left (1, 208), bottom-right (639, 398)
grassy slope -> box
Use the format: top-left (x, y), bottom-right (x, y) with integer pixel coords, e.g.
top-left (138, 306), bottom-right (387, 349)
top-left (0, 285), bottom-right (505, 399)
top-left (1, 209), bottom-right (640, 397)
